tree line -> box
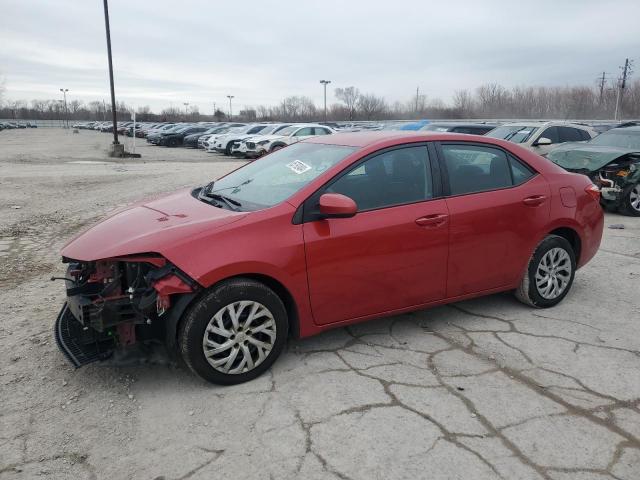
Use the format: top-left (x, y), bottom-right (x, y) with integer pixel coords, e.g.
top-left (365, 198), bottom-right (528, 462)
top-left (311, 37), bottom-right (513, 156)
top-left (1, 80), bottom-right (639, 123)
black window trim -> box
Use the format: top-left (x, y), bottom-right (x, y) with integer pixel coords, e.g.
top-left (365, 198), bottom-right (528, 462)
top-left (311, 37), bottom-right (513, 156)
top-left (295, 141), bottom-right (443, 224)
top-left (434, 141), bottom-right (539, 198)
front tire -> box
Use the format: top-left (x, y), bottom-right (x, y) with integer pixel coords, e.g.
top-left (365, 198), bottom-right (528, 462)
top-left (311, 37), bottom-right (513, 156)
top-left (515, 235), bottom-right (576, 308)
top-left (179, 278), bottom-right (288, 385)
top-left (619, 183), bottom-right (640, 217)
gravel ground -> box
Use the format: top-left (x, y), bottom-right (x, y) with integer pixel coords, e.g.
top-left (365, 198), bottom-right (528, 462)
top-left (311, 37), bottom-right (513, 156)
top-left (1, 128), bottom-right (639, 480)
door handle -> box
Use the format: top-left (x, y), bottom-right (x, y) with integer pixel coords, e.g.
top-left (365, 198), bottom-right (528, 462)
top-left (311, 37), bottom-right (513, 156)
top-left (522, 195), bottom-right (547, 207)
top-left (415, 214), bottom-right (448, 227)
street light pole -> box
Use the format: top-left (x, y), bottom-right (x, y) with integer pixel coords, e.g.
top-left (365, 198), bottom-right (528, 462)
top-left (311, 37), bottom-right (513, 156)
top-left (227, 95), bottom-right (234, 120)
top-left (102, 0), bottom-right (119, 146)
top-left (59, 88), bottom-right (69, 128)
top-left (320, 80), bottom-right (331, 121)
top-left (183, 102), bottom-right (189, 119)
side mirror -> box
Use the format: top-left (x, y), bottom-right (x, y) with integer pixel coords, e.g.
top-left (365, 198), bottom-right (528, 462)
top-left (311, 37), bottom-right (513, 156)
top-left (535, 137), bottom-right (552, 146)
top-left (319, 193), bottom-right (357, 218)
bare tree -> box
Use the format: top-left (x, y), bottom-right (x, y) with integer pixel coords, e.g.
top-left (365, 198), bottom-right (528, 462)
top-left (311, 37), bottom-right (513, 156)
top-left (452, 89), bottom-right (474, 116)
top-left (334, 86), bottom-right (360, 120)
top-left (357, 93), bottom-right (387, 120)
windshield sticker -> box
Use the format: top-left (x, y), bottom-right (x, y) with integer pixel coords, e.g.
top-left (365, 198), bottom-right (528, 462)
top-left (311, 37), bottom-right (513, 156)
top-left (286, 160), bottom-right (312, 174)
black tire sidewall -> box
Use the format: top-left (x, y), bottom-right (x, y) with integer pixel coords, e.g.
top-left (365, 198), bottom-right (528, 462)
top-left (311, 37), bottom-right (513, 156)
top-left (525, 235), bottom-right (576, 308)
top-left (620, 183), bottom-right (640, 217)
top-left (179, 278), bottom-right (288, 385)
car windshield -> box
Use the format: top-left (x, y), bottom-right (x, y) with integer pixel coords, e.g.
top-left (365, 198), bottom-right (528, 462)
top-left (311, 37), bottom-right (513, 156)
top-left (589, 130), bottom-right (640, 149)
top-left (486, 126), bottom-right (539, 143)
top-left (206, 143), bottom-right (357, 209)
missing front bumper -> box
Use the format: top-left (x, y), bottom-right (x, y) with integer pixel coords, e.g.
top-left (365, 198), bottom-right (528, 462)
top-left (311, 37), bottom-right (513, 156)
top-left (54, 303), bottom-right (116, 368)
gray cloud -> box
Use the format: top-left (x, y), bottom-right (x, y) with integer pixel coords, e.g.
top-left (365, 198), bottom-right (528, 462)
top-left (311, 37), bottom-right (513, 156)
top-left (1, 0), bottom-right (638, 113)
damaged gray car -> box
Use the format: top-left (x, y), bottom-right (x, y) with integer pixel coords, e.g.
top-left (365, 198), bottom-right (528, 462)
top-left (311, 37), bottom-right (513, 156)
top-left (547, 125), bottom-right (640, 216)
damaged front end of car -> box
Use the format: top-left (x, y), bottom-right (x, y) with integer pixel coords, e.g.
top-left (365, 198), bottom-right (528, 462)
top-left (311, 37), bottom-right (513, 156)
top-left (54, 254), bottom-right (198, 367)
top-left (548, 147), bottom-right (640, 213)
top-left (591, 155), bottom-right (640, 208)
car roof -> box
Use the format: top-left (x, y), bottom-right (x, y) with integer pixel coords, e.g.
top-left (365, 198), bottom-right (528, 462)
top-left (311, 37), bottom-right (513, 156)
top-left (610, 125), bottom-right (640, 132)
top-left (304, 130), bottom-right (490, 148)
top-left (498, 121), bottom-right (592, 129)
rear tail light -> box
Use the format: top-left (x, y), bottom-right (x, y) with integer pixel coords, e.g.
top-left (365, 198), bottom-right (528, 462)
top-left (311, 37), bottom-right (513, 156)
top-left (585, 184), bottom-right (601, 202)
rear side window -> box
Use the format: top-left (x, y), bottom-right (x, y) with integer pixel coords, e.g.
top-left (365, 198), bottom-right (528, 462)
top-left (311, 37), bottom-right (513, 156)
top-left (442, 145), bottom-right (535, 196)
top-left (579, 129), bottom-right (592, 141)
top-left (539, 127), bottom-right (559, 144)
top-left (294, 127), bottom-right (314, 136)
top-left (558, 127), bottom-right (584, 142)
top-left (509, 155), bottom-right (535, 185)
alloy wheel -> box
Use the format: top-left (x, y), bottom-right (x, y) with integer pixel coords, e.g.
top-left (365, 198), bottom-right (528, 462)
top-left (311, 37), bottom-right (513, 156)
top-left (535, 247), bottom-right (572, 299)
top-left (202, 301), bottom-right (276, 374)
top-left (630, 184), bottom-right (640, 212)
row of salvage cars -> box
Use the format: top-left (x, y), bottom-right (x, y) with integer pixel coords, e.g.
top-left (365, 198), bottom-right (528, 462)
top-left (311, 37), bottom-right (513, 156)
top-left (73, 118), bottom-right (640, 215)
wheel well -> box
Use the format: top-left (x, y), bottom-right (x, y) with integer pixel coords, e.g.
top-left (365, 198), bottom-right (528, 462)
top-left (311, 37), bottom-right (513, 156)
top-left (227, 274), bottom-right (300, 338)
top-left (549, 227), bottom-right (581, 263)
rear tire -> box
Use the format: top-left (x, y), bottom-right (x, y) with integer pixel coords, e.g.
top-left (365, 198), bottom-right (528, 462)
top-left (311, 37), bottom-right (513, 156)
top-left (619, 183), bottom-right (640, 217)
top-left (168, 137), bottom-right (178, 147)
top-left (178, 278), bottom-right (288, 385)
top-left (515, 235), bottom-right (576, 308)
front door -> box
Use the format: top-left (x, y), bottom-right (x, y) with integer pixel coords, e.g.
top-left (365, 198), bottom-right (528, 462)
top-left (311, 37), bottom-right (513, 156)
top-left (302, 145), bottom-right (450, 325)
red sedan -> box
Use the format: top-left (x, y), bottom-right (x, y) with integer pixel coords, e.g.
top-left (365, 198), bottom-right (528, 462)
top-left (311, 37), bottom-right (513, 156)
top-left (55, 131), bottom-right (603, 384)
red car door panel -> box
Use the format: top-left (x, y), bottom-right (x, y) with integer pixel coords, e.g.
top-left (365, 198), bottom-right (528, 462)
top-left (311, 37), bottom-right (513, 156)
top-left (303, 199), bottom-right (450, 325)
top-left (445, 175), bottom-right (551, 296)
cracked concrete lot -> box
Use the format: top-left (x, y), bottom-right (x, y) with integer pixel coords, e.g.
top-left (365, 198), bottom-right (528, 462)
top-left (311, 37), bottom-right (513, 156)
top-left (1, 129), bottom-right (639, 479)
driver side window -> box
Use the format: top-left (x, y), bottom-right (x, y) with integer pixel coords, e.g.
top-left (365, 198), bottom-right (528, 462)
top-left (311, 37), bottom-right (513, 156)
top-left (294, 127), bottom-right (313, 137)
top-left (326, 146), bottom-right (433, 211)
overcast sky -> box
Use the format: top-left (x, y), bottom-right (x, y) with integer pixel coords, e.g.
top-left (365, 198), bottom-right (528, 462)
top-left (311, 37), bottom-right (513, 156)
top-left (1, 0), bottom-right (638, 114)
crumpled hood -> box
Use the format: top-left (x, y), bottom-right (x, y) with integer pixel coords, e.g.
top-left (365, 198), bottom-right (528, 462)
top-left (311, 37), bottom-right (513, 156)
top-left (62, 188), bottom-right (246, 262)
top-left (547, 143), bottom-right (640, 172)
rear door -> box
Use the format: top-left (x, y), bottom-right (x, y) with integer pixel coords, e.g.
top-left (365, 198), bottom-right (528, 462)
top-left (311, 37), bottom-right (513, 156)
top-left (302, 144), bottom-right (449, 325)
top-left (437, 142), bottom-right (550, 297)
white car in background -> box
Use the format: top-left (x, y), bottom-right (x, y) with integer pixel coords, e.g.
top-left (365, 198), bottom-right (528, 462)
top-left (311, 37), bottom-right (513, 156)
top-left (211, 124), bottom-right (272, 155)
top-left (247, 124), bottom-right (334, 157)
top-left (486, 121), bottom-right (597, 156)
top-left (230, 124), bottom-right (292, 158)
top-left (203, 125), bottom-right (248, 151)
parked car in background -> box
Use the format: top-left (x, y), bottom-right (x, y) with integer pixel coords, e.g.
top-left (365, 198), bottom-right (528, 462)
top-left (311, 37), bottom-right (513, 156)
top-left (55, 131), bottom-right (603, 384)
top-left (230, 124), bottom-right (292, 158)
top-left (158, 125), bottom-right (209, 147)
top-left (250, 124), bottom-right (334, 156)
top-left (203, 125), bottom-right (248, 151)
top-left (212, 124), bottom-right (273, 155)
top-left (547, 125), bottom-right (640, 216)
top-left (191, 124), bottom-right (246, 149)
top-left (146, 124), bottom-right (180, 143)
top-left (486, 121), bottom-right (596, 156)
top-left (420, 122), bottom-right (499, 135)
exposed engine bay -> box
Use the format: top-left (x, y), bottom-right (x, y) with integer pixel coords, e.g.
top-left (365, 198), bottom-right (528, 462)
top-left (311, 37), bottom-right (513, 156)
top-left (54, 255), bottom-right (197, 367)
top-left (591, 155), bottom-right (639, 204)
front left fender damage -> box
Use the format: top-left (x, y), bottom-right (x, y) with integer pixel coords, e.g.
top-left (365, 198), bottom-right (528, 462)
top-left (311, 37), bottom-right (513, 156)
top-left (54, 254), bottom-right (199, 367)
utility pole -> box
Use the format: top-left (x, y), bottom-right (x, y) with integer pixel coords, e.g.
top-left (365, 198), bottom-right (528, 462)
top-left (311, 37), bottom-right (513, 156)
top-left (597, 71), bottom-right (607, 105)
top-left (102, 0), bottom-right (121, 150)
top-left (213, 102), bottom-right (216, 120)
top-left (59, 88), bottom-right (69, 128)
top-left (320, 80), bottom-right (331, 121)
top-left (614, 58), bottom-right (633, 121)
top-left (227, 95), bottom-right (234, 120)
top-left (415, 86), bottom-right (420, 113)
